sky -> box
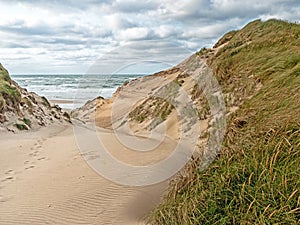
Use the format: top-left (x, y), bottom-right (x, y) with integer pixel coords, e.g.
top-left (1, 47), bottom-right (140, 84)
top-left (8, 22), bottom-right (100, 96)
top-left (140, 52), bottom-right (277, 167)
top-left (0, 0), bottom-right (299, 74)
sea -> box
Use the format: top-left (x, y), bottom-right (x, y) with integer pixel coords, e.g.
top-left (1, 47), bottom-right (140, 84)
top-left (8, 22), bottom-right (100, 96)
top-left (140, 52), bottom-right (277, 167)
top-left (11, 74), bottom-right (144, 109)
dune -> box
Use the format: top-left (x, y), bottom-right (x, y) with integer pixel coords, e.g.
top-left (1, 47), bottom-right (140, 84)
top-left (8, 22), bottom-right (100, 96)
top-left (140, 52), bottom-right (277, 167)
top-left (1, 19), bottom-right (298, 225)
top-left (1, 57), bottom-right (191, 224)
top-left (0, 20), bottom-right (220, 223)
top-left (1, 37), bottom-right (219, 223)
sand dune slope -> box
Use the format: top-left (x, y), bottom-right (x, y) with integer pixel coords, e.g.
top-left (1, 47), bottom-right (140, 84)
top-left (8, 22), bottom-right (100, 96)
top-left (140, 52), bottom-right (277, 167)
top-left (0, 124), bottom-right (169, 224)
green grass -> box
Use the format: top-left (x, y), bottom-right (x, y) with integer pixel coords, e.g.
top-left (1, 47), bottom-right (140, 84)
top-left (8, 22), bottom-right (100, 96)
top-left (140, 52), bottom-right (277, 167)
top-left (15, 123), bottom-right (29, 130)
top-left (0, 81), bottom-right (21, 110)
top-left (149, 19), bottom-right (300, 224)
top-left (129, 96), bottom-right (175, 123)
top-left (41, 96), bottom-right (50, 107)
top-left (129, 81), bottom-right (178, 124)
top-left (0, 94), bottom-right (4, 110)
top-left (0, 82), bottom-right (21, 101)
top-left (22, 118), bottom-right (31, 127)
top-left (0, 64), bottom-right (21, 110)
top-left (0, 63), bottom-right (11, 83)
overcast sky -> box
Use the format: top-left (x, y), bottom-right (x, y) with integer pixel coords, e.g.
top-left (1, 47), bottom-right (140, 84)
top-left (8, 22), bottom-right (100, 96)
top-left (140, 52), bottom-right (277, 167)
top-left (0, 0), bottom-right (299, 74)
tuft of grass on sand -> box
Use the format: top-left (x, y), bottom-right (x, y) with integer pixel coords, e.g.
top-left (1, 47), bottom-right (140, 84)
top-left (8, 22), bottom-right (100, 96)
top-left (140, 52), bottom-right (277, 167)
top-left (15, 123), bottom-right (29, 130)
top-left (129, 97), bottom-right (175, 123)
top-left (22, 118), bottom-right (31, 127)
top-left (149, 19), bottom-right (300, 224)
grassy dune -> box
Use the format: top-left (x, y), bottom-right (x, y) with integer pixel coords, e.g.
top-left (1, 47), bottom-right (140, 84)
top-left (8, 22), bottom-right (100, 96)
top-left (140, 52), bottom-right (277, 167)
top-left (0, 63), bottom-right (21, 112)
top-left (0, 63), bottom-right (71, 130)
top-left (149, 19), bottom-right (300, 224)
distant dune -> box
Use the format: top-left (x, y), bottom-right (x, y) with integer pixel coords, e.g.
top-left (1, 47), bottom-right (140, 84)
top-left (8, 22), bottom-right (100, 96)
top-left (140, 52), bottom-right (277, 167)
top-left (0, 63), bottom-right (70, 132)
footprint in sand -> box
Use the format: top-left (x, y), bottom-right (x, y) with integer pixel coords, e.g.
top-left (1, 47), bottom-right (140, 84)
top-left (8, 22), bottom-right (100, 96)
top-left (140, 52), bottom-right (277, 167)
top-left (30, 140), bottom-right (43, 156)
top-left (37, 157), bottom-right (46, 161)
top-left (35, 139), bottom-right (44, 147)
top-left (25, 165), bottom-right (35, 170)
top-left (5, 169), bottom-right (14, 175)
top-left (0, 192), bottom-right (11, 203)
top-left (0, 196), bottom-right (6, 203)
top-left (29, 150), bottom-right (40, 157)
top-left (25, 160), bottom-right (35, 165)
top-left (29, 152), bottom-right (36, 157)
top-left (1, 176), bottom-right (15, 183)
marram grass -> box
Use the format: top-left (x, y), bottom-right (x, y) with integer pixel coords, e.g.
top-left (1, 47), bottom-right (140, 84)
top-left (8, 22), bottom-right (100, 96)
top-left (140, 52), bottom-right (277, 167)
top-left (149, 19), bottom-right (300, 224)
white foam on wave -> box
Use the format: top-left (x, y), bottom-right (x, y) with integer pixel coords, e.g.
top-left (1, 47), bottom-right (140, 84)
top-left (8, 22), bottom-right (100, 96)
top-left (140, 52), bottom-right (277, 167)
top-left (11, 74), bottom-right (143, 109)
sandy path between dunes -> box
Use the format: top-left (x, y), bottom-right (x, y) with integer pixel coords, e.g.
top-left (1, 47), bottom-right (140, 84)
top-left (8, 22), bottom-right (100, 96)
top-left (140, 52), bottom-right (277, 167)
top-left (0, 124), bottom-right (172, 225)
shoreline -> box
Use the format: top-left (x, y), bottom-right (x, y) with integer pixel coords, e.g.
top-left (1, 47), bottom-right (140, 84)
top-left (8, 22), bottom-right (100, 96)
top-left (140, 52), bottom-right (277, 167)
top-left (49, 99), bottom-right (76, 104)
top-left (49, 99), bottom-right (85, 111)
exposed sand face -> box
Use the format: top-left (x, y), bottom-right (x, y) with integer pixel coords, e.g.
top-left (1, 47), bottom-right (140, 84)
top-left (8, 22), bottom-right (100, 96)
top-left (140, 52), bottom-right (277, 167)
top-left (0, 124), bottom-right (170, 224)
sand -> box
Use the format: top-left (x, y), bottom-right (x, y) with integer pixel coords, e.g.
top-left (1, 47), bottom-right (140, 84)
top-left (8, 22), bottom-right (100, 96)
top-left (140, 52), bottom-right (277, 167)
top-left (0, 63), bottom-right (210, 224)
top-left (0, 123), bottom-right (171, 224)
top-left (49, 99), bottom-right (75, 104)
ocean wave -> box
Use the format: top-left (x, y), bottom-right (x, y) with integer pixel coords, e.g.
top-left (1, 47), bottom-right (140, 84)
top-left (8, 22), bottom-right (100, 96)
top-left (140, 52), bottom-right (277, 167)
top-left (11, 74), bottom-right (143, 108)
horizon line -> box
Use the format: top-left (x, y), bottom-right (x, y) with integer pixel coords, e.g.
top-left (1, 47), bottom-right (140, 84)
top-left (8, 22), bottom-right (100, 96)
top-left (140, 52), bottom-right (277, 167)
top-left (11, 73), bottom-right (151, 76)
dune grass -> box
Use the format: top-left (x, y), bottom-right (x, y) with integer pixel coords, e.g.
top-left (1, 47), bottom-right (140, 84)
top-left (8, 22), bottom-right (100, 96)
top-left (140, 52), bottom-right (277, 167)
top-left (0, 63), bottom-right (11, 83)
top-left (149, 19), bottom-right (300, 224)
top-left (0, 63), bottom-right (21, 111)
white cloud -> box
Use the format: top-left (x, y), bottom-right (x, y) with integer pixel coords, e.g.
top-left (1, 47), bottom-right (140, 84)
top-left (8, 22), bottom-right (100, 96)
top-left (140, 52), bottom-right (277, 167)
top-left (119, 27), bottom-right (151, 41)
top-left (0, 0), bottom-right (299, 74)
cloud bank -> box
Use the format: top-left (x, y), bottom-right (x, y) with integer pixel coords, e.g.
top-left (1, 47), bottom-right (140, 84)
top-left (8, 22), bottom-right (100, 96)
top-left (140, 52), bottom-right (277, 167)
top-left (0, 0), bottom-right (299, 74)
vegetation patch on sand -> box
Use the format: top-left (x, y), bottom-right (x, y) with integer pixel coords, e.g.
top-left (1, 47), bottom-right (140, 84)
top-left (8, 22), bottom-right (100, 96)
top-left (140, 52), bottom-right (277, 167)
top-left (129, 97), bottom-right (175, 124)
top-left (149, 19), bottom-right (300, 224)
top-left (0, 64), bottom-right (21, 112)
top-left (0, 63), bottom-right (71, 131)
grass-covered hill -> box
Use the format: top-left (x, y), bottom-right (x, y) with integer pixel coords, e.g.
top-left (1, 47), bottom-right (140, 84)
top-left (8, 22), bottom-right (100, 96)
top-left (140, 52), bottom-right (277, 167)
top-left (149, 19), bottom-right (300, 224)
top-left (0, 64), bottom-right (21, 117)
top-left (0, 63), bottom-right (70, 132)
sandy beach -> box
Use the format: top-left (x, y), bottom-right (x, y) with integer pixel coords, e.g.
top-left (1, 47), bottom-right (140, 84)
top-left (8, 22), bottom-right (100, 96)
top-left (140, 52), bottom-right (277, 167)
top-left (0, 49), bottom-right (212, 224)
top-left (0, 60), bottom-right (190, 224)
top-left (0, 123), bottom-right (170, 224)
top-left (49, 99), bottom-right (75, 104)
